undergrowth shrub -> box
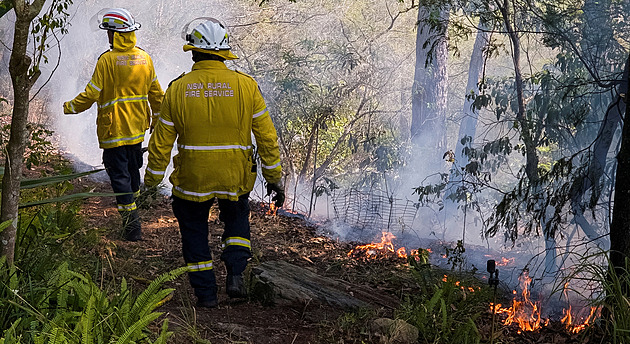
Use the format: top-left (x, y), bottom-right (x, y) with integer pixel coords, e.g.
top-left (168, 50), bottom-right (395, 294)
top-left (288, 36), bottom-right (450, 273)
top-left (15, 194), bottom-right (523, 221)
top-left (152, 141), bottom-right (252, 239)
top-left (0, 258), bottom-right (187, 344)
top-left (558, 251), bottom-right (630, 344)
top-left (396, 256), bottom-right (490, 344)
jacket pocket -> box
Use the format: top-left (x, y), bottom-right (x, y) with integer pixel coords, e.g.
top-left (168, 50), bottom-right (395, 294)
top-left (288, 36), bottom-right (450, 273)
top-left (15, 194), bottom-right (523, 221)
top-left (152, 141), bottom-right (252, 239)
top-left (96, 112), bottom-right (113, 139)
top-left (170, 154), bottom-right (181, 186)
top-left (245, 155), bottom-right (257, 191)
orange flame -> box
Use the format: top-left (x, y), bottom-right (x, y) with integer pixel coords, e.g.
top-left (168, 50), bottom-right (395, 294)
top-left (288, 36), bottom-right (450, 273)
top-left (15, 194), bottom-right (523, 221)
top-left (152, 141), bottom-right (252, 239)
top-left (441, 275), bottom-right (479, 293)
top-left (561, 306), bottom-right (599, 333)
top-left (560, 283), bottom-right (601, 333)
top-left (266, 203), bottom-right (277, 216)
top-left (491, 278), bottom-right (600, 335)
top-left (348, 232), bottom-right (418, 260)
top-left (490, 270), bottom-right (548, 333)
top-left (497, 257), bottom-right (515, 267)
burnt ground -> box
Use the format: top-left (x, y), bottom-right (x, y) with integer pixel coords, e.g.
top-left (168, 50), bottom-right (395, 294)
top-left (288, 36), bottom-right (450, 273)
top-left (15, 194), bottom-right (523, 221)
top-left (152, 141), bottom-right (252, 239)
top-left (72, 176), bottom-right (605, 344)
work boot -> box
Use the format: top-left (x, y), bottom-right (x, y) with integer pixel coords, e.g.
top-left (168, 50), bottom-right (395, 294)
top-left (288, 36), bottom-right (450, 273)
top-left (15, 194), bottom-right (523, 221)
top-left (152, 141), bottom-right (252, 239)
top-left (122, 209), bottom-right (142, 241)
top-left (196, 297), bottom-right (218, 308)
top-left (226, 274), bottom-right (248, 298)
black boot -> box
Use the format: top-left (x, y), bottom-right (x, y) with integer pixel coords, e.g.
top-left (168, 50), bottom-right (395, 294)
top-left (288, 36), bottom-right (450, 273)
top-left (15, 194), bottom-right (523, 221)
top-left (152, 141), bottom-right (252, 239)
top-left (122, 209), bottom-right (142, 241)
top-left (226, 275), bottom-right (247, 298)
top-left (196, 297), bottom-right (218, 308)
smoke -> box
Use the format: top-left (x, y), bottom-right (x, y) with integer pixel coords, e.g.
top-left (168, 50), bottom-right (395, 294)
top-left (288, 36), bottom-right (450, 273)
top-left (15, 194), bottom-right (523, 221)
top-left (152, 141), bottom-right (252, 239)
top-left (0, 1), bottom-right (609, 300)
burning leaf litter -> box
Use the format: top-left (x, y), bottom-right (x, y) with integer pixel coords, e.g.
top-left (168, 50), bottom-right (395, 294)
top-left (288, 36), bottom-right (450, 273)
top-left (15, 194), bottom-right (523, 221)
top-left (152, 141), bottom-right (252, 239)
top-left (490, 271), bottom-right (600, 335)
top-left (347, 231), bottom-right (419, 260)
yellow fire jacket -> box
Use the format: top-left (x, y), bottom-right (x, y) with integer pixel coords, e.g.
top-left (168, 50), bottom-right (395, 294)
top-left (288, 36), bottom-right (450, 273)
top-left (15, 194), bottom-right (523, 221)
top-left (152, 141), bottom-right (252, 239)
top-left (144, 60), bottom-right (282, 202)
top-left (63, 31), bottom-right (163, 149)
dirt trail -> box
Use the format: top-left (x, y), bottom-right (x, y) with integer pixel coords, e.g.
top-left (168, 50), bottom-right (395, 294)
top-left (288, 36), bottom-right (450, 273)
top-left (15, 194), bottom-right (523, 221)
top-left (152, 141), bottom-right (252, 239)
top-left (79, 180), bottom-right (398, 343)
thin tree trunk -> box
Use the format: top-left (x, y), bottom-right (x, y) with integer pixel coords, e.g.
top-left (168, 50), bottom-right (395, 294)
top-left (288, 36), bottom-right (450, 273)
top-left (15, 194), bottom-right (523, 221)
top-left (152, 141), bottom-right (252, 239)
top-left (410, 5), bottom-right (449, 159)
top-left (1, 0), bottom-right (44, 264)
top-left (569, 0), bottom-right (624, 243)
top-left (442, 20), bottom-right (490, 215)
top-left (496, 0), bottom-right (557, 272)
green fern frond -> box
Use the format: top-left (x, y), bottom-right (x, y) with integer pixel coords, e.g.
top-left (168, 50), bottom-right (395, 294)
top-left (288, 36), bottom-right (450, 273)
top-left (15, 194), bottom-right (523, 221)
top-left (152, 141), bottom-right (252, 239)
top-left (133, 289), bottom-right (174, 321)
top-left (53, 263), bottom-right (71, 312)
top-left (128, 267), bottom-right (186, 326)
top-left (48, 328), bottom-right (67, 344)
top-left (153, 291), bottom-right (173, 309)
top-left (38, 313), bottom-right (66, 341)
top-left (114, 312), bottom-right (162, 344)
top-left (80, 295), bottom-right (96, 344)
top-left (2, 318), bottom-right (22, 343)
top-left (151, 319), bottom-right (173, 344)
top-left (8, 264), bottom-right (18, 291)
top-left (111, 278), bottom-right (131, 328)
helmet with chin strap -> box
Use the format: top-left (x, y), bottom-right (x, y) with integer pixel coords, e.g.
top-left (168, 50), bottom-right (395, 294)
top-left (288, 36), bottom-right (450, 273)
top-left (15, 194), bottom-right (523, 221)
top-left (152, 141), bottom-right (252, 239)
top-left (99, 8), bottom-right (141, 33)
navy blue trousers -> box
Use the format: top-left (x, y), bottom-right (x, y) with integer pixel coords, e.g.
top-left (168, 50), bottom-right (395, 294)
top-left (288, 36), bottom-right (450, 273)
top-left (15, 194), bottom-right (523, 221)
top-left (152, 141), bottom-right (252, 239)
top-left (102, 143), bottom-right (142, 210)
top-left (172, 194), bottom-right (252, 301)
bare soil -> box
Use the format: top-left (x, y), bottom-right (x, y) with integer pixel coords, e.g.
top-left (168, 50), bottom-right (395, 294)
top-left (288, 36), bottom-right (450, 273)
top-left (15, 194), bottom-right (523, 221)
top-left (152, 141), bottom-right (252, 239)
top-left (78, 179), bottom-right (400, 344)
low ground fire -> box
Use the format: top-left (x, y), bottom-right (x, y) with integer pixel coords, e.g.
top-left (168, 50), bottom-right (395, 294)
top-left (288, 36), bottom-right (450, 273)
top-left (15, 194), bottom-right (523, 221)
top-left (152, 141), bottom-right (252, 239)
top-left (347, 231), bottom-right (418, 260)
top-left (490, 271), bottom-right (600, 335)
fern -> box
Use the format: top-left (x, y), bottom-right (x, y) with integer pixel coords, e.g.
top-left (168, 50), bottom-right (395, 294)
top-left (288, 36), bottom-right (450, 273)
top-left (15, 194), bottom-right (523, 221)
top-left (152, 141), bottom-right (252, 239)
top-left (47, 327), bottom-right (67, 344)
top-left (151, 319), bottom-right (173, 344)
top-left (112, 278), bottom-right (131, 329)
top-left (1, 318), bottom-right (22, 343)
top-left (80, 295), bottom-right (96, 344)
top-left (127, 267), bottom-right (187, 326)
top-left (53, 263), bottom-right (71, 313)
top-left (133, 288), bottom-right (175, 322)
top-left (114, 312), bottom-right (162, 344)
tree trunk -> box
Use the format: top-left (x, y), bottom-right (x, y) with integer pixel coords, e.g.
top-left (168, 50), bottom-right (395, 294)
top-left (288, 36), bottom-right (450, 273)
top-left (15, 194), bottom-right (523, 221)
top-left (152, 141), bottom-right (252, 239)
top-left (410, 5), bottom-right (449, 160)
top-left (609, 62), bottom-right (630, 273)
top-left (569, 0), bottom-right (624, 243)
top-left (0, 0), bottom-right (44, 264)
top-left (496, 0), bottom-right (557, 272)
top-left (442, 20), bottom-right (490, 215)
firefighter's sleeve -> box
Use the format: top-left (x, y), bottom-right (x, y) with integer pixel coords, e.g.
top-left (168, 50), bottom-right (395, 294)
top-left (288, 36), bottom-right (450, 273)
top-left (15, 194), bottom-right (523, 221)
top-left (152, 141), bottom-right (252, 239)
top-left (251, 86), bottom-right (282, 184)
top-left (63, 58), bottom-right (105, 114)
top-left (147, 65), bottom-right (164, 129)
top-left (145, 89), bottom-right (176, 187)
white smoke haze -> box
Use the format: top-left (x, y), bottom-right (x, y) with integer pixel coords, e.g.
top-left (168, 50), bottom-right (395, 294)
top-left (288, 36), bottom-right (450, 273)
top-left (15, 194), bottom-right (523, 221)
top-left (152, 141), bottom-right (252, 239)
top-left (0, 0), bottom-right (609, 308)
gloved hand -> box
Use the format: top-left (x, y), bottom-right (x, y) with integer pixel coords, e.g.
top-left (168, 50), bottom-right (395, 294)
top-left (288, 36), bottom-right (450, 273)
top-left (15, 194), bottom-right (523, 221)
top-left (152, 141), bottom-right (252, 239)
top-left (266, 181), bottom-right (285, 208)
top-left (63, 101), bottom-right (74, 114)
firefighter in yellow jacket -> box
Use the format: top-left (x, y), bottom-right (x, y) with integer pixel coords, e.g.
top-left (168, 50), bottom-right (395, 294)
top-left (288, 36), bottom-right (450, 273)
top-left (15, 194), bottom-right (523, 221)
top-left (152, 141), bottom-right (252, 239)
top-left (64, 8), bottom-right (163, 241)
top-left (145, 18), bottom-right (284, 308)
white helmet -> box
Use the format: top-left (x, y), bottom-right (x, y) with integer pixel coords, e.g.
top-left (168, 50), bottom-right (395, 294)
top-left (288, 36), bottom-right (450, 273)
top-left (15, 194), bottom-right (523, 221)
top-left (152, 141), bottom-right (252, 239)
top-left (98, 8), bottom-right (141, 32)
top-left (182, 17), bottom-right (231, 51)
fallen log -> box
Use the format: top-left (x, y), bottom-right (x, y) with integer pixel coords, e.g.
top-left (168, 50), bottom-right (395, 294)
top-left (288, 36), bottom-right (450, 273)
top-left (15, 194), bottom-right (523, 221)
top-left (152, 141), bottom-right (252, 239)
top-left (250, 260), bottom-right (399, 310)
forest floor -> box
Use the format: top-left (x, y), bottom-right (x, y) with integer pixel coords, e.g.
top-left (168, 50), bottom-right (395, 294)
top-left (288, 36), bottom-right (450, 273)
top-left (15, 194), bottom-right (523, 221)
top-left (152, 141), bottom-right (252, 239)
top-left (72, 174), bottom-right (601, 344)
top-left (77, 176), bottom-right (404, 344)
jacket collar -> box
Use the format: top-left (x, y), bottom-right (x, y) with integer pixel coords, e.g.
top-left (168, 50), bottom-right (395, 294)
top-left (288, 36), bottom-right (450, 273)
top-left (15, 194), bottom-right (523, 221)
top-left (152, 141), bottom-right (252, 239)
top-left (191, 60), bottom-right (228, 71)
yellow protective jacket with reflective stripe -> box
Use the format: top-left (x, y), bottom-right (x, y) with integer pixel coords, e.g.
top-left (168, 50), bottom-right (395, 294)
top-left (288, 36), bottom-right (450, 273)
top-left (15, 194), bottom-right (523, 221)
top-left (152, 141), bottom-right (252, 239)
top-left (63, 31), bottom-right (163, 149)
top-left (145, 60), bottom-right (282, 202)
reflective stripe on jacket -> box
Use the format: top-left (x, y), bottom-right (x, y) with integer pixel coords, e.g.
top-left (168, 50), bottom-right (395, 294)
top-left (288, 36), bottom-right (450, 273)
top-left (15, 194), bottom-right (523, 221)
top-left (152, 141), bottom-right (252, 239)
top-left (145, 60), bottom-right (282, 202)
top-left (63, 31), bottom-right (163, 149)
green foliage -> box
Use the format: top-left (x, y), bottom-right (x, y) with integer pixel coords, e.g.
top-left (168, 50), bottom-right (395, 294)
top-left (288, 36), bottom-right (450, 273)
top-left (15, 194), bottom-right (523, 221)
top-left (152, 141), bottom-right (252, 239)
top-left (0, 121), bottom-right (55, 170)
top-left (397, 261), bottom-right (487, 344)
top-left (0, 1), bottom-right (11, 19)
top-left (557, 251), bottom-right (630, 343)
top-left (0, 259), bottom-right (185, 343)
top-left (254, 15), bottom-right (406, 189)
